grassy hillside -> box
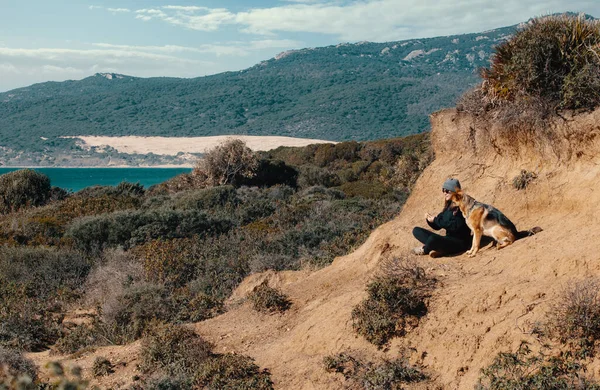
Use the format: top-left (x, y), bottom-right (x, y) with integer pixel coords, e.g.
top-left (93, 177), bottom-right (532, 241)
top-left (0, 24), bottom-right (516, 158)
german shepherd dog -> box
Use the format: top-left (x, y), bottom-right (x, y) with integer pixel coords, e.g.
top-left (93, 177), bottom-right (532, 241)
top-left (451, 189), bottom-right (542, 257)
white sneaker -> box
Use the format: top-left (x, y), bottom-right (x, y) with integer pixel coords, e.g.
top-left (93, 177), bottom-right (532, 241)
top-left (412, 246), bottom-right (425, 255)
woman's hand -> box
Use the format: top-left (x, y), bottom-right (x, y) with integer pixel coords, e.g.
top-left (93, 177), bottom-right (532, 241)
top-left (425, 213), bottom-right (435, 223)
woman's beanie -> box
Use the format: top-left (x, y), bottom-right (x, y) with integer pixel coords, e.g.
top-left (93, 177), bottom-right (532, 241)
top-left (442, 178), bottom-right (461, 192)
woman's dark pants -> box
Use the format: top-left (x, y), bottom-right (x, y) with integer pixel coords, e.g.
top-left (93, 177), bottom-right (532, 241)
top-left (412, 227), bottom-right (469, 255)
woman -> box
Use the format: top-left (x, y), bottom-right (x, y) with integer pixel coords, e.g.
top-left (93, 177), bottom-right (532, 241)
top-left (412, 178), bottom-right (471, 257)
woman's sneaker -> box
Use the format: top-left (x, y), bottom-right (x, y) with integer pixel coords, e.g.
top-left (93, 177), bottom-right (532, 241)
top-left (412, 246), bottom-right (425, 255)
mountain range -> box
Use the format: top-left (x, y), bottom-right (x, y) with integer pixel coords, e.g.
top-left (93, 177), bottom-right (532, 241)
top-left (0, 22), bottom-right (518, 158)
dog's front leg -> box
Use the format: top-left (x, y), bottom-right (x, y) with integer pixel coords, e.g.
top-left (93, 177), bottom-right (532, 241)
top-left (468, 228), bottom-right (483, 257)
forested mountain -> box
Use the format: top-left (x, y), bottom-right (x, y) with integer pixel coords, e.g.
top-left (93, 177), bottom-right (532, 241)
top-left (0, 24), bottom-right (516, 154)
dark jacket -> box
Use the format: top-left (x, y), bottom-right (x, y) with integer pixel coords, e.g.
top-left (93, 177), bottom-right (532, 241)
top-left (427, 206), bottom-right (471, 242)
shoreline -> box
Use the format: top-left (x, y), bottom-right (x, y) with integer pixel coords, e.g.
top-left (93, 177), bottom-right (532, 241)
top-left (0, 165), bottom-right (194, 169)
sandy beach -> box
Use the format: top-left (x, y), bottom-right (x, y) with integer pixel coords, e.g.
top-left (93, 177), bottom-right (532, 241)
top-left (66, 135), bottom-right (335, 156)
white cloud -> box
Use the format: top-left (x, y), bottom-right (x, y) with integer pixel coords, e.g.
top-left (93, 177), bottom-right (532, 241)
top-left (125, 1), bottom-right (600, 42)
top-left (162, 5), bottom-right (208, 12)
top-left (41, 65), bottom-right (85, 75)
top-left (0, 47), bottom-right (203, 63)
top-left (88, 5), bottom-right (103, 10)
top-left (91, 39), bottom-right (304, 57)
top-left (107, 8), bottom-right (131, 13)
top-left (0, 63), bottom-right (20, 74)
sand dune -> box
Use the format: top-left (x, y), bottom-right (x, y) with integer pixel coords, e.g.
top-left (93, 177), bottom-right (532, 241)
top-left (67, 135), bottom-right (335, 156)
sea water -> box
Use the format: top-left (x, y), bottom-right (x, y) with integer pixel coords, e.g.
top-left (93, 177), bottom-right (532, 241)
top-left (0, 167), bottom-right (192, 192)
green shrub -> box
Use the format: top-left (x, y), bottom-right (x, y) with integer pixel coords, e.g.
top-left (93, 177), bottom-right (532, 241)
top-left (140, 323), bottom-right (212, 376)
top-left (0, 247), bottom-right (90, 351)
top-left (0, 169), bottom-right (51, 214)
top-left (0, 347), bottom-right (38, 382)
top-left (101, 283), bottom-right (176, 343)
top-left (248, 282), bottom-right (291, 313)
top-left (92, 357), bottom-right (113, 377)
top-left (481, 14), bottom-right (600, 110)
top-left (352, 258), bottom-right (432, 347)
top-left (477, 342), bottom-right (600, 390)
top-left (170, 185), bottom-right (238, 211)
top-left (194, 354), bottom-right (273, 390)
top-left (338, 180), bottom-right (392, 199)
top-left (513, 170), bottom-right (538, 190)
top-left (54, 325), bottom-right (97, 355)
top-left (324, 352), bottom-right (427, 389)
top-left (143, 375), bottom-right (193, 390)
top-left (297, 166), bottom-right (341, 188)
top-left (242, 159), bottom-right (298, 188)
top-left (548, 279), bottom-right (600, 356)
top-left (66, 209), bottom-right (233, 253)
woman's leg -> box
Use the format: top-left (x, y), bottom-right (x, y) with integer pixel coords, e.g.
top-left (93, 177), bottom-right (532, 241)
top-left (413, 227), bottom-right (445, 254)
top-left (413, 227), bottom-right (436, 246)
top-left (425, 235), bottom-right (468, 255)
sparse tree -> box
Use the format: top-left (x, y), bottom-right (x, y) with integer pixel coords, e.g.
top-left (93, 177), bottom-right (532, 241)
top-left (194, 139), bottom-right (258, 186)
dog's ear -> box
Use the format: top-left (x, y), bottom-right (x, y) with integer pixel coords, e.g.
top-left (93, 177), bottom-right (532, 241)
top-left (451, 188), bottom-right (463, 201)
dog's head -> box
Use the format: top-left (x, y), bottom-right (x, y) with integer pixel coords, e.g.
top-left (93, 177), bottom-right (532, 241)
top-left (450, 188), bottom-right (464, 207)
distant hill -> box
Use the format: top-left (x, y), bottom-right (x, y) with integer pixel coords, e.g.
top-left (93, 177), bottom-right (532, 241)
top-left (0, 24), bottom-right (517, 156)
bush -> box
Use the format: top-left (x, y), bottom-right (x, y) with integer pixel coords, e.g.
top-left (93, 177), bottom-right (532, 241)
top-left (351, 258), bottom-right (432, 347)
top-left (0, 247), bottom-right (90, 351)
top-left (66, 209), bottom-right (233, 253)
top-left (513, 170), bottom-right (538, 190)
top-left (297, 166), bottom-right (341, 188)
top-left (92, 357), bottom-right (113, 377)
top-left (54, 323), bottom-right (103, 355)
top-left (194, 354), bottom-right (273, 390)
top-left (170, 185), bottom-right (238, 211)
top-left (0, 169), bottom-right (51, 214)
top-left (548, 279), bottom-right (600, 355)
top-left (140, 323), bottom-right (212, 376)
top-left (248, 282), bottom-right (291, 313)
top-left (194, 139), bottom-right (259, 186)
top-left (0, 347), bottom-right (38, 382)
top-left (101, 283), bottom-right (176, 343)
top-left (477, 342), bottom-right (600, 390)
top-left (324, 352), bottom-right (426, 389)
top-left (480, 14), bottom-right (600, 110)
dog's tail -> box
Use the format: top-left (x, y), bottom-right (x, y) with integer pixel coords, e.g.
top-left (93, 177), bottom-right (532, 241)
top-left (516, 226), bottom-right (543, 239)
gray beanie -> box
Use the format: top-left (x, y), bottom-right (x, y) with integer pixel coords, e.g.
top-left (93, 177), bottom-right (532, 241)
top-left (442, 178), bottom-right (461, 192)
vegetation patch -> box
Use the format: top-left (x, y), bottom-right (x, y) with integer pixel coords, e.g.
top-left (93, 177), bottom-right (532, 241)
top-left (351, 257), bottom-right (434, 347)
top-left (480, 278), bottom-right (600, 388)
top-left (0, 136), bottom-right (431, 356)
top-left (0, 169), bottom-right (52, 214)
top-left (92, 357), bottom-right (113, 377)
top-left (248, 281), bottom-right (292, 313)
top-left (324, 351), bottom-right (427, 389)
top-left (140, 323), bottom-right (212, 377)
top-left (548, 279), bottom-right (600, 356)
top-left (512, 170), bottom-right (538, 190)
top-left (476, 342), bottom-right (599, 390)
top-left (194, 354), bottom-right (273, 390)
top-left (458, 14), bottom-right (600, 155)
top-left (0, 347), bottom-right (38, 383)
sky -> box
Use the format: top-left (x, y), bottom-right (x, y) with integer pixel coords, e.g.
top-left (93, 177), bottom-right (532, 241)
top-left (0, 0), bottom-right (598, 92)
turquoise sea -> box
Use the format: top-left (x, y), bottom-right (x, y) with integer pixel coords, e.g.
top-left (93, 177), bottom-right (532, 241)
top-left (0, 167), bottom-right (192, 192)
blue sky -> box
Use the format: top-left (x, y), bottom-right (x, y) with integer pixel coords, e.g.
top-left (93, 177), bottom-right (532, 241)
top-left (1, 0), bottom-right (598, 92)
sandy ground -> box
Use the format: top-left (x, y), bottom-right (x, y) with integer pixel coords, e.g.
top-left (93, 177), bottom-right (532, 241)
top-left (66, 135), bottom-right (335, 156)
top-left (31, 108), bottom-right (600, 389)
